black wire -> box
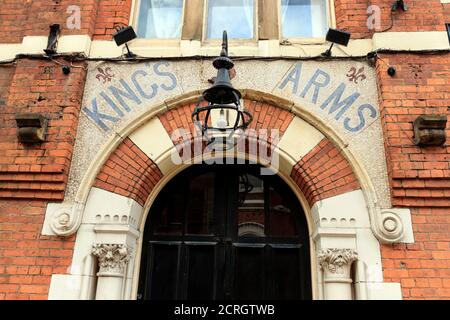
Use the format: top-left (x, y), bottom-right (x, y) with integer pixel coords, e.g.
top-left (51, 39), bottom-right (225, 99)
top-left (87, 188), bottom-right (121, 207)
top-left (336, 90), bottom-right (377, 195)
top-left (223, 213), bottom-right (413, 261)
top-left (0, 48), bottom-right (448, 67)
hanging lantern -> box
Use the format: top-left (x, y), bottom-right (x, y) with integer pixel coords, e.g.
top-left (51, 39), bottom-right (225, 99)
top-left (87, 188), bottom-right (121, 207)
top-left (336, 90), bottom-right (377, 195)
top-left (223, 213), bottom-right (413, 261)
top-left (192, 31), bottom-right (253, 150)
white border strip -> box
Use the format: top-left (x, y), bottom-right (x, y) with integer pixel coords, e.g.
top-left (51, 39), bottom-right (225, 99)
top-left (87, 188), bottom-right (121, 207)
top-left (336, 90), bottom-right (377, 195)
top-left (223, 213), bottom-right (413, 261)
top-left (0, 31), bottom-right (449, 61)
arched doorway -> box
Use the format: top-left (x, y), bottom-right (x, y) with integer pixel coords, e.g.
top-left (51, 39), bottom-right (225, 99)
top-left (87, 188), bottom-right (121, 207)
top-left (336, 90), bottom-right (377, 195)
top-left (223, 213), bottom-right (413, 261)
top-left (137, 162), bottom-right (312, 300)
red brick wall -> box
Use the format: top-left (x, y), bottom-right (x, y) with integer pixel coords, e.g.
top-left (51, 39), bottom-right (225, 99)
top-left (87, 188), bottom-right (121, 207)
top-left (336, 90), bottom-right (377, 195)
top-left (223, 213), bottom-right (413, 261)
top-left (376, 53), bottom-right (450, 299)
top-left (0, 0), bottom-right (29, 43)
top-left (0, 59), bottom-right (87, 299)
top-left (93, 0), bottom-right (133, 40)
top-left (334, 0), bottom-right (371, 39)
top-left (0, 200), bottom-right (75, 300)
top-left (376, 53), bottom-right (450, 208)
top-left (291, 139), bottom-right (361, 207)
top-left (334, 0), bottom-right (448, 39)
top-left (369, 0), bottom-right (446, 32)
top-left (382, 208), bottom-right (450, 299)
top-left (0, 59), bottom-right (87, 201)
top-left (0, 0), bottom-right (100, 43)
top-left (94, 138), bottom-right (163, 206)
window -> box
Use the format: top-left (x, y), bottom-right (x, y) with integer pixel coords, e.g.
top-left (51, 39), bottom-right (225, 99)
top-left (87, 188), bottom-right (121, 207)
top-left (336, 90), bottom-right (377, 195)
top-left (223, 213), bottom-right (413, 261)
top-left (281, 0), bottom-right (328, 39)
top-left (134, 0), bottom-right (332, 42)
top-left (137, 0), bottom-right (184, 39)
top-left (206, 0), bottom-right (255, 39)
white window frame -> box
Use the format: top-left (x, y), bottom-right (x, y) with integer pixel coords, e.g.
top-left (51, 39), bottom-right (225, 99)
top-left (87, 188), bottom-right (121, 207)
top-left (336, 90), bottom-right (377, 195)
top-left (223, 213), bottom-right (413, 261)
top-left (277, 0), bottom-right (336, 44)
top-left (202, 0), bottom-right (259, 45)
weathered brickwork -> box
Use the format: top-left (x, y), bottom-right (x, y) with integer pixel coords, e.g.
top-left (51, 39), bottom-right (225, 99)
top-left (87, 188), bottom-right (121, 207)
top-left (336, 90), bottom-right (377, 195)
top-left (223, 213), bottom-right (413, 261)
top-left (333, 0), bottom-right (447, 39)
top-left (0, 0), bottom-right (100, 43)
top-left (291, 139), bottom-right (361, 207)
top-left (381, 208), bottom-right (450, 299)
top-left (0, 57), bottom-right (87, 299)
top-left (0, 200), bottom-right (75, 300)
top-left (376, 53), bottom-right (450, 208)
top-left (93, 0), bottom-right (133, 40)
top-left (377, 53), bottom-right (450, 299)
top-left (0, 59), bottom-right (87, 201)
top-left (0, 0), bottom-right (29, 43)
top-left (94, 138), bottom-right (163, 206)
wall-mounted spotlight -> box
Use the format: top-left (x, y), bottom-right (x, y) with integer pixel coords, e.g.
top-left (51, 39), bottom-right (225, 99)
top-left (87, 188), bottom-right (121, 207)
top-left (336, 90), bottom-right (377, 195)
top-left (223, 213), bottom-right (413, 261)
top-left (321, 28), bottom-right (351, 57)
top-left (44, 24), bottom-right (60, 55)
top-left (392, 0), bottom-right (408, 12)
top-left (113, 25), bottom-right (137, 59)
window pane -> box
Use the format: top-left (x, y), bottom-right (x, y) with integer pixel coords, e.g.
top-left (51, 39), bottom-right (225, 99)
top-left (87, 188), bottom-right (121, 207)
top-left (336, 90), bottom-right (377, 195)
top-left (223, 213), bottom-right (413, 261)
top-left (137, 0), bottom-right (183, 38)
top-left (237, 174), bottom-right (265, 238)
top-left (207, 0), bottom-right (254, 39)
top-left (269, 185), bottom-right (298, 237)
top-left (186, 172), bottom-right (215, 235)
top-left (281, 0), bottom-right (328, 38)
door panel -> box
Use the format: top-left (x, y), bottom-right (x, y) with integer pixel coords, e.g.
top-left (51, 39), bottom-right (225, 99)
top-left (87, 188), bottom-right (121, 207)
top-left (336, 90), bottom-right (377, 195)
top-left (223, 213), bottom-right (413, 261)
top-left (147, 243), bottom-right (180, 300)
top-left (269, 246), bottom-right (302, 300)
top-left (232, 245), bottom-right (265, 300)
top-left (186, 243), bottom-right (217, 300)
top-left (139, 164), bottom-right (312, 300)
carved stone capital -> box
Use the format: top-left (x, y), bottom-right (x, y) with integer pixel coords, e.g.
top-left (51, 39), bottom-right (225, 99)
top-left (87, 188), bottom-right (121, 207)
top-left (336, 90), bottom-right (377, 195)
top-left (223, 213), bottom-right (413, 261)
top-left (318, 248), bottom-right (358, 277)
top-left (92, 244), bottom-right (131, 276)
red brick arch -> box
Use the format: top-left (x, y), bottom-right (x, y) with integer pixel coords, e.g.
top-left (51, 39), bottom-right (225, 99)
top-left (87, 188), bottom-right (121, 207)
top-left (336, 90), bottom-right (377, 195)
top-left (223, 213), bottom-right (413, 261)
top-left (93, 100), bottom-right (360, 208)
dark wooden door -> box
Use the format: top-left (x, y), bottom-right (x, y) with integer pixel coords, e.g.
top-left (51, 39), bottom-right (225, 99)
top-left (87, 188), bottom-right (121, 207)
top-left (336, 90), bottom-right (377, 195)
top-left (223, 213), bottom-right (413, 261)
top-left (137, 163), bottom-right (311, 300)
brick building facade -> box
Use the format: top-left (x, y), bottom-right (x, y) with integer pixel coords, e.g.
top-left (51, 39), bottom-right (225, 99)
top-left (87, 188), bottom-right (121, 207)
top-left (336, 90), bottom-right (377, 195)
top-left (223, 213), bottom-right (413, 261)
top-left (0, 0), bottom-right (449, 300)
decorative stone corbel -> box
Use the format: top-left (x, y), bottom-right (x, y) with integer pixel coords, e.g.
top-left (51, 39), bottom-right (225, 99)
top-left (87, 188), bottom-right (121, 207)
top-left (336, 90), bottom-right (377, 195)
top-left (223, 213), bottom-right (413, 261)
top-left (318, 248), bottom-right (358, 300)
top-left (43, 202), bottom-right (84, 236)
top-left (370, 207), bottom-right (414, 244)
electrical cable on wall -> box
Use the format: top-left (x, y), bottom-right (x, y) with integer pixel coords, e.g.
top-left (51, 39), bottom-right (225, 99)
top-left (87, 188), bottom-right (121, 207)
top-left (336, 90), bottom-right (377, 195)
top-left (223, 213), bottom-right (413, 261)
top-left (0, 48), bottom-right (449, 67)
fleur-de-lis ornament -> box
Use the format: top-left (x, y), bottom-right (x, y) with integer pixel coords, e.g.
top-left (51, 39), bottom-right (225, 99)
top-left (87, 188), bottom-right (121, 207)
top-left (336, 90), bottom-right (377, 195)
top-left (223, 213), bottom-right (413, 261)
top-left (96, 67), bottom-right (115, 84)
top-left (346, 66), bottom-right (366, 84)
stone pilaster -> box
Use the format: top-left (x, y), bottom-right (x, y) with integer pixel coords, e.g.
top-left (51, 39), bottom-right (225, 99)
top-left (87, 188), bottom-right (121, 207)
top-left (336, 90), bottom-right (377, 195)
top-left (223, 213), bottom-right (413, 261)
top-left (318, 248), bottom-right (358, 300)
top-left (92, 243), bottom-right (131, 300)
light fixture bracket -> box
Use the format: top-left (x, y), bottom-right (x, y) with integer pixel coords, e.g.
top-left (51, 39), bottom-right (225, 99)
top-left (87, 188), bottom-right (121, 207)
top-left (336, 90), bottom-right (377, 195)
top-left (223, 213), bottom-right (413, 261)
top-left (113, 25), bottom-right (138, 59)
top-left (321, 28), bottom-right (351, 57)
top-left (192, 31), bottom-right (253, 150)
top-left (44, 24), bottom-right (60, 56)
top-left (392, 0), bottom-right (408, 12)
